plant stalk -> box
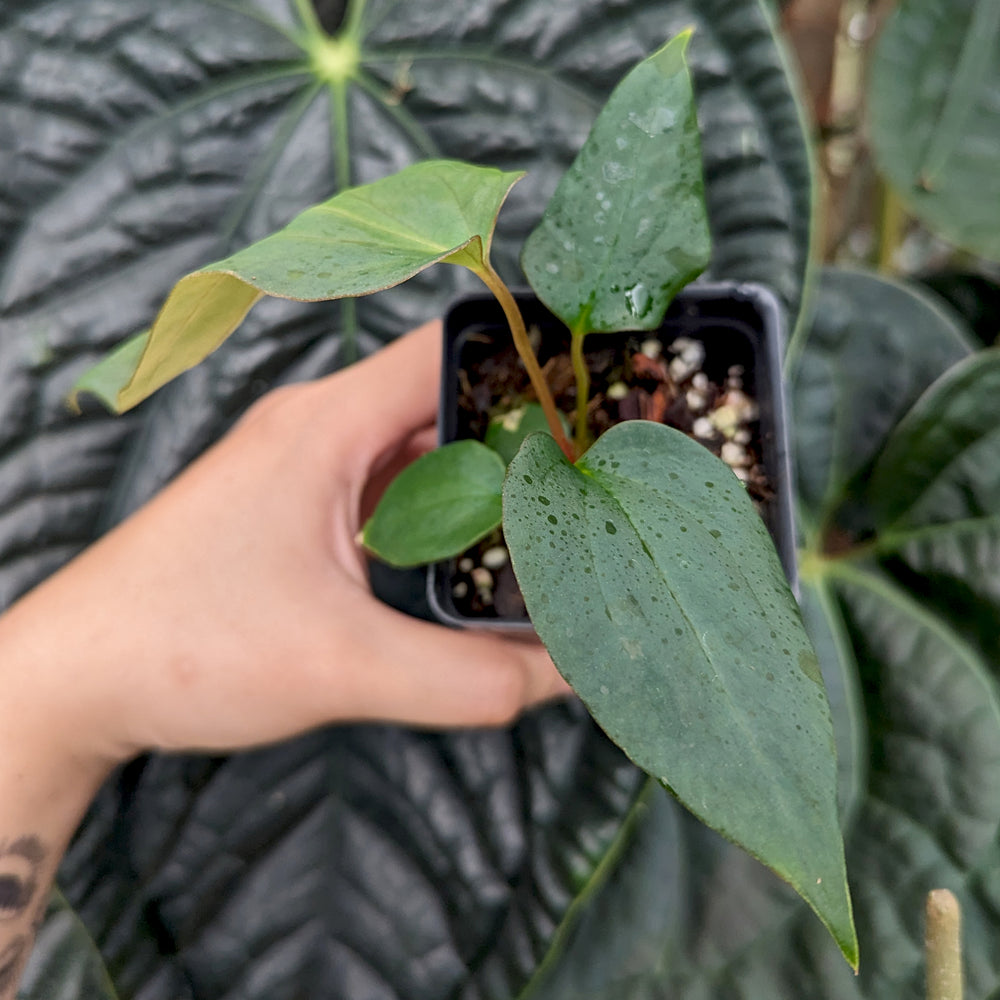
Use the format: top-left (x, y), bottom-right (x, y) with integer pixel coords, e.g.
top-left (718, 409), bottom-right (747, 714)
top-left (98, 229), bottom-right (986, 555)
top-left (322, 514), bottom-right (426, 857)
top-left (570, 331), bottom-right (591, 453)
top-left (926, 889), bottom-right (963, 1000)
top-left (476, 266), bottom-right (576, 461)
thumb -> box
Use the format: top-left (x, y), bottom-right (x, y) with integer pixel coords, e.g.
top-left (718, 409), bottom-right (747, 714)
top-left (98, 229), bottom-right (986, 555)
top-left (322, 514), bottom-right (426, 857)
top-left (331, 319), bottom-right (443, 458)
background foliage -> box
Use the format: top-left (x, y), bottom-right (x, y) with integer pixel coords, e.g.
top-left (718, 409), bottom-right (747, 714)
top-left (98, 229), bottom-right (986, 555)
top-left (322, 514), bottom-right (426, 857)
top-left (3, 0), bottom-right (1000, 997)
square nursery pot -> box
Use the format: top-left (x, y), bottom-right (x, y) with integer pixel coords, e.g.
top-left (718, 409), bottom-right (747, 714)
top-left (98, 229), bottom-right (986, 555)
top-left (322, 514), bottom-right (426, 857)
top-left (427, 281), bottom-right (797, 631)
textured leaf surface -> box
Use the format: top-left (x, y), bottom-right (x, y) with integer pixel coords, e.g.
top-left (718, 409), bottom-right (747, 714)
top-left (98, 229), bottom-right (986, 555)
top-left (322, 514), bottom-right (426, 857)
top-left (362, 440), bottom-right (504, 566)
top-left (0, 0), bottom-right (814, 997)
top-left (503, 423), bottom-right (856, 964)
top-left (521, 32), bottom-right (711, 334)
top-left (869, 0), bottom-right (1000, 260)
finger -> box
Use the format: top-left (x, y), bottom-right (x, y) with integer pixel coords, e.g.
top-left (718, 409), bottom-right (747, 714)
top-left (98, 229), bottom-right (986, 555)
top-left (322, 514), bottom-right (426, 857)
top-left (332, 319), bottom-right (444, 457)
top-left (340, 603), bottom-right (574, 729)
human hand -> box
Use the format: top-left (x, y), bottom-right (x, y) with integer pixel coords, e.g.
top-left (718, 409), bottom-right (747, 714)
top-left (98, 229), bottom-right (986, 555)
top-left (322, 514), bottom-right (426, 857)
top-left (0, 320), bottom-right (570, 770)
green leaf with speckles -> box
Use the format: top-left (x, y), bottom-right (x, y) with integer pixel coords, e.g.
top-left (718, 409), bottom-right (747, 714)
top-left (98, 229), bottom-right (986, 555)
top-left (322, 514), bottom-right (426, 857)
top-left (502, 421), bottom-right (857, 968)
top-left (521, 32), bottom-right (711, 335)
top-left (361, 440), bottom-right (504, 566)
top-left (100, 161), bottom-right (522, 412)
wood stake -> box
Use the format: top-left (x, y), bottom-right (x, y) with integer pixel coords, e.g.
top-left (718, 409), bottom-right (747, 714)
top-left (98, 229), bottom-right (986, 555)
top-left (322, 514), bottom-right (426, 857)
top-left (926, 889), bottom-right (963, 1000)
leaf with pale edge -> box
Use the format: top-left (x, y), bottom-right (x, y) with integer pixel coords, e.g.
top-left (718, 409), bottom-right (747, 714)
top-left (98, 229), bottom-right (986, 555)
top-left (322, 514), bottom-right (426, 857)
top-left (105, 161), bottom-right (522, 411)
top-left (502, 421), bottom-right (857, 967)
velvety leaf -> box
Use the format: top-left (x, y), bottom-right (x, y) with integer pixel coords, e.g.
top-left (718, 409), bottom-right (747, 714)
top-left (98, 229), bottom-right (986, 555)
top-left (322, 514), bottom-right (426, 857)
top-left (503, 423), bottom-right (856, 966)
top-left (362, 440), bottom-right (505, 566)
top-left (869, 0), bottom-right (1000, 260)
top-left (17, 891), bottom-right (118, 1000)
top-left (115, 162), bottom-right (523, 410)
top-left (521, 32), bottom-right (711, 334)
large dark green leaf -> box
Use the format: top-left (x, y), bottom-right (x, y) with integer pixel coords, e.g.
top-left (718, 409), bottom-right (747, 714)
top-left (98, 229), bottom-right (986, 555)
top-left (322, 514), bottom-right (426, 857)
top-left (503, 423), bottom-right (856, 965)
top-left (869, 0), bottom-right (1000, 260)
top-left (0, 1), bottom-right (814, 998)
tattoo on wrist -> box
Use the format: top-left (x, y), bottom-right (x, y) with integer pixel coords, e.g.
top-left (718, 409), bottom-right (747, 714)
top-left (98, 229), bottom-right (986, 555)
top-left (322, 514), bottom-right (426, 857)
top-left (0, 837), bottom-right (45, 922)
top-left (0, 837), bottom-right (47, 997)
top-left (0, 936), bottom-right (28, 995)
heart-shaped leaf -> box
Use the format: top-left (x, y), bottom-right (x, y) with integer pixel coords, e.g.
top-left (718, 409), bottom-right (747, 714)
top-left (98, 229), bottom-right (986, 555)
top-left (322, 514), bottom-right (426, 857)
top-left (521, 31), bottom-right (711, 334)
top-left (869, 0), bottom-right (1000, 260)
top-left (362, 440), bottom-right (504, 566)
top-left (110, 161), bottom-right (523, 410)
top-left (503, 422), bottom-right (857, 967)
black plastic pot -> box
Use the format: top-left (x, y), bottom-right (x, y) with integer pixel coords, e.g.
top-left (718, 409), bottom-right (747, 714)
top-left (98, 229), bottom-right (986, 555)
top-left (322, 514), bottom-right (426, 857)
top-left (427, 281), bottom-right (797, 629)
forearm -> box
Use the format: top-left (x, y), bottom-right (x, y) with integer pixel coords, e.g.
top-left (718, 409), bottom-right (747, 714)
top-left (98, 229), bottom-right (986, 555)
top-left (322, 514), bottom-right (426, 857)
top-left (0, 593), bottom-right (117, 998)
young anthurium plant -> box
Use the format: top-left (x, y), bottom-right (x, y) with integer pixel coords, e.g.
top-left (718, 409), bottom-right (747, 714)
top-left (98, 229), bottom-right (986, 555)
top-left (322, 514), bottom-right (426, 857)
top-left (74, 32), bottom-right (858, 969)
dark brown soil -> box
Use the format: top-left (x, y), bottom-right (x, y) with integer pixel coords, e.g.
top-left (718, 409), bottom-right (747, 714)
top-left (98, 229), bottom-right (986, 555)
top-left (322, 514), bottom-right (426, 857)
top-left (448, 326), bottom-right (774, 620)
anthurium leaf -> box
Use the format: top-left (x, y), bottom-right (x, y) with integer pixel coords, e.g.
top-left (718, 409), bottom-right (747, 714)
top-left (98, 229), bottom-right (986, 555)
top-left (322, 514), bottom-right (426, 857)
top-left (17, 890), bottom-right (119, 1000)
top-left (112, 161), bottom-right (523, 411)
top-left (869, 0), bottom-right (1000, 260)
top-left (503, 422), bottom-right (857, 966)
top-left (362, 440), bottom-right (504, 566)
top-left (521, 31), bottom-right (711, 334)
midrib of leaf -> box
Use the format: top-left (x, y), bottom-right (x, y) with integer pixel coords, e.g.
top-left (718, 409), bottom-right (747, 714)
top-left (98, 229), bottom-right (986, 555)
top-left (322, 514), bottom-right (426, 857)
top-left (873, 513), bottom-right (1000, 559)
top-left (319, 202), bottom-right (466, 254)
top-left (515, 779), bottom-right (658, 1000)
top-left (353, 71), bottom-right (440, 157)
top-left (579, 467), bottom-right (792, 794)
top-left (217, 78), bottom-right (326, 245)
top-left (913, 0), bottom-right (1000, 190)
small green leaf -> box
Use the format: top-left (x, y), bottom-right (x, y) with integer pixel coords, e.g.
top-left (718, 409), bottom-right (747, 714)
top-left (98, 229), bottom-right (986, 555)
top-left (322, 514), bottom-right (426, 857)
top-left (108, 160), bottom-right (523, 411)
top-left (521, 31), bottom-right (711, 334)
top-left (503, 422), bottom-right (857, 967)
top-left (484, 402), bottom-right (569, 465)
top-left (362, 440), bottom-right (505, 567)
